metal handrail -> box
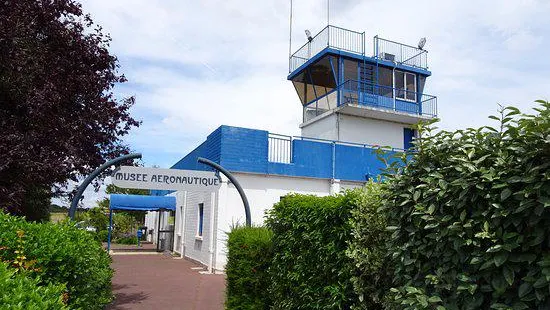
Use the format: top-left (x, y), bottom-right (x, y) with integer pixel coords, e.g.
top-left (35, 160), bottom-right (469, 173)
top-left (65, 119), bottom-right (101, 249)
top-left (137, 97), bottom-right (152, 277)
top-left (289, 26), bottom-right (430, 73)
top-left (302, 79), bottom-right (437, 118)
top-left (341, 79), bottom-right (437, 100)
top-left (340, 79), bottom-right (437, 117)
top-left (267, 132), bottom-right (404, 164)
top-left (374, 36), bottom-right (428, 69)
top-left (289, 25), bottom-right (364, 72)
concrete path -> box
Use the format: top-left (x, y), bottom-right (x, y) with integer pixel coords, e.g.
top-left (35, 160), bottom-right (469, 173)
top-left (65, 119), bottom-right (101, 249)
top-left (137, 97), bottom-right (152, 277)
top-left (107, 254), bottom-right (225, 310)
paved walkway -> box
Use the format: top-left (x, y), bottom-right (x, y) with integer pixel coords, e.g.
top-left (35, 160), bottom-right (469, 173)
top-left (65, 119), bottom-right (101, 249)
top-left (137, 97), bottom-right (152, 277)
top-left (107, 254), bottom-right (225, 310)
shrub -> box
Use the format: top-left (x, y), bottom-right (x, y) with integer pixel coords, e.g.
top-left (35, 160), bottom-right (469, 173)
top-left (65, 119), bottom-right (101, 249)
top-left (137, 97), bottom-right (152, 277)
top-left (0, 212), bottom-right (113, 309)
top-left (112, 212), bottom-right (138, 239)
top-left (265, 194), bottom-right (356, 309)
top-left (347, 181), bottom-right (391, 309)
top-left (0, 261), bottom-right (67, 309)
top-left (384, 101), bottom-right (550, 309)
top-left (87, 207), bottom-right (109, 232)
top-left (225, 226), bottom-right (273, 310)
top-left (97, 229), bottom-right (109, 242)
top-left (114, 235), bottom-right (138, 245)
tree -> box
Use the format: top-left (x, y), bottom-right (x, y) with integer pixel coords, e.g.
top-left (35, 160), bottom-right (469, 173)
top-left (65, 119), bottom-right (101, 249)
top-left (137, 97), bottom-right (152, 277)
top-left (0, 0), bottom-right (140, 220)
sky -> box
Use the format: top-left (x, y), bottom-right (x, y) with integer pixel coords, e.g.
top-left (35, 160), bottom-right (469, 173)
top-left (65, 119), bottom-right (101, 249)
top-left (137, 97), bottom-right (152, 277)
top-left (63, 0), bottom-right (550, 208)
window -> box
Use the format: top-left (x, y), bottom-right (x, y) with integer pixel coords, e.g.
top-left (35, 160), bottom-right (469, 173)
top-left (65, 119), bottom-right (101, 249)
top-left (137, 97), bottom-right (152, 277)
top-left (394, 71), bottom-right (416, 101)
top-left (343, 59), bottom-right (358, 83)
top-left (378, 67), bottom-right (393, 98)
top-left (197, 203), bottom-right (204, 237)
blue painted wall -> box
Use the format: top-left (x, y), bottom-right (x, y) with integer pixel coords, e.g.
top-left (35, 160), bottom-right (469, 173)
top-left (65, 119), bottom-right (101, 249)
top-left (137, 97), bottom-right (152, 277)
top-left (219, 126), bottom-right (268, 174)
top-left (169, 125), bottom-right (398, 183)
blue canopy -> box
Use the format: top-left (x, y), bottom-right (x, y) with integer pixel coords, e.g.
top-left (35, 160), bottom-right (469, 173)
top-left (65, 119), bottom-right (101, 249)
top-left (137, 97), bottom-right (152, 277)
top-left (109, 194), bottom-right (176, 211)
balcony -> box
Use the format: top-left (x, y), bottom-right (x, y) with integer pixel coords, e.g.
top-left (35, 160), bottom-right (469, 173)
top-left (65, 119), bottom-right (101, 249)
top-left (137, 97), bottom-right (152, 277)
top-left (289, 25), bottom-right (429, 73)
top-left (303, 79), bottom-right (437, 123)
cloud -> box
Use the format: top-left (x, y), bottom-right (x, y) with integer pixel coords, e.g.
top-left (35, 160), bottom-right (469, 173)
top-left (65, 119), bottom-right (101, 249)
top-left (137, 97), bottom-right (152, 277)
top-left (76, 0), bottom-right (550, 169)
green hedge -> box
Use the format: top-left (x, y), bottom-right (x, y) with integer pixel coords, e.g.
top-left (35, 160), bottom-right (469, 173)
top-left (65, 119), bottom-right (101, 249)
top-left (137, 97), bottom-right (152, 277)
top-left (0, 261), bottom-right (67, 309)
top-left (114, 235), bottom-right (138, 245)
top-left (265, 194), bottom-right (356, 309)
top-left (225, 226), bottom-right (273, 310)
top-left (384, 101), bottom-right (550, 309)
top-left (347, 182), bottom-right (391, 309)
top-left (0, 212), bottom-right (113, 309)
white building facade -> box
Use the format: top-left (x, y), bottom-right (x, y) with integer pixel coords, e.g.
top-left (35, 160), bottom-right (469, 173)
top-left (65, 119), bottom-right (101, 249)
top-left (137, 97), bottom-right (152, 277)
top-left (146, 25), bottom-right (437, 272)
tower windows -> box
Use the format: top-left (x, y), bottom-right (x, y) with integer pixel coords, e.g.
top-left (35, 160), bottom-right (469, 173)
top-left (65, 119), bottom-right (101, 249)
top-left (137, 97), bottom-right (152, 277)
top-left (394, 71), bottom-right (416, 102)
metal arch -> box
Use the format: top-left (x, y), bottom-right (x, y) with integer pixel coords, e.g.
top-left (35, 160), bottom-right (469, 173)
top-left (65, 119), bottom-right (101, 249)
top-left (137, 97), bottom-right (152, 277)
top-left (197, 157), bottom-right (251, 227)
top-left (68, 153), bottom-right (142, 220)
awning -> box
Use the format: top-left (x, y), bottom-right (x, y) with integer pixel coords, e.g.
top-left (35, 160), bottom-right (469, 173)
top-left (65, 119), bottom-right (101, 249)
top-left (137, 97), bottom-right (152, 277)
top-left (109, 194), bottom-right (176, 211)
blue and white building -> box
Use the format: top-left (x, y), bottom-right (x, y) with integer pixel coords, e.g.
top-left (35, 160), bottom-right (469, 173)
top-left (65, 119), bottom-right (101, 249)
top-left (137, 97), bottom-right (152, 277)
top-left (145, 25), bottom-right (437, 272)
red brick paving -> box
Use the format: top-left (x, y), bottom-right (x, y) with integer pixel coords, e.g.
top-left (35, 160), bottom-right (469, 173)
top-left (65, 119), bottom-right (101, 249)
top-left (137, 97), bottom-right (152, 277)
top-left (107, 254), bottom-right (225, 310)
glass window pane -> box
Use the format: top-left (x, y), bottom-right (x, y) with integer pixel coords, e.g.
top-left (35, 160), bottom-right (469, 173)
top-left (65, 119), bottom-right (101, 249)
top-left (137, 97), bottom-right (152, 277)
top-left (395, 71), bottom-right (404, 88)
top-left (344, 59), bottom-right (357, 82)
top-left (406, 73), bottom-right (416, 101)
top-left (378, 67), bottom-right (393, 98)
top-left (395, 71), bottom-right (405, 99)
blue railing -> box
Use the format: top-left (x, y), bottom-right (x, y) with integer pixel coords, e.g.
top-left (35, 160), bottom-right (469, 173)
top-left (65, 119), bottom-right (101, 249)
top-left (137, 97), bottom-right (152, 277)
top-left (289, 25), bottom-right (365, 72)
top-left (374, 36), bottom-right (428, 70)
top-left (303, 80), bottom-right (437, 121)
top-left (268, 132), bottom-right (403, 164)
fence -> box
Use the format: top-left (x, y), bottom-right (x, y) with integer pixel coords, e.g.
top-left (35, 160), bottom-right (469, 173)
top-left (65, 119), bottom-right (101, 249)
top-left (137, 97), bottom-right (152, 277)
top-left (374, 36), bottom-right (428, 69)
top-left (340, 79), bottom-right (437, 117)
top-left (268, 134), bottom-right (292, 164)
top-left (268, 132), bottom-right (406, 165)
top-left (289, 25), bottom-right (365, 72)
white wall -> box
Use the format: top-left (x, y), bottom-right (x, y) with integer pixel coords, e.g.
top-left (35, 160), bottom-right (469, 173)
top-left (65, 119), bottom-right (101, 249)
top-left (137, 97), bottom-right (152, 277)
top-left (338, 114), bottom-right (406, 149)
top-left (144, 210), bottom-right (170, 245)
top-left (300, 114), bottom-right (337, 140)
top-left (144, 211), bottom-right (156, 242)
top-left (177, 190), bottom-right (217, 269)
top-left (301, 112), bottom-right (407, 149)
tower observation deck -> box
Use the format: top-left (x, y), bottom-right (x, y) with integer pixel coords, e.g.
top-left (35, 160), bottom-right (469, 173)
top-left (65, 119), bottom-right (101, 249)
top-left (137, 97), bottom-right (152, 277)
top-left (288, 25), bottom-right (437, 127)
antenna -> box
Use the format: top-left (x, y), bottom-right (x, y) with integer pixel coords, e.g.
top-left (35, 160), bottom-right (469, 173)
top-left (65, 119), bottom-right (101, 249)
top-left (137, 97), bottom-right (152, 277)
top-left (289, 0), bottom-right (293, 62)
top-left (327, 0), bottom-right (330, 26)
top-left (418, 37), bottom-right (427, 50)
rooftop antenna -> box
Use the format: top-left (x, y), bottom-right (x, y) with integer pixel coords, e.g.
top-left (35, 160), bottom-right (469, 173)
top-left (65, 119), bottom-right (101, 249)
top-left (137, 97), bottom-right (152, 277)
top-left (288, 0), bottom-right (293, 64)
top-left (305, 29), bottom-right (313, 42)
top-left (418, 37), bottom-right (427, 50)
top-left (327, 0), bottom-right (330, 26)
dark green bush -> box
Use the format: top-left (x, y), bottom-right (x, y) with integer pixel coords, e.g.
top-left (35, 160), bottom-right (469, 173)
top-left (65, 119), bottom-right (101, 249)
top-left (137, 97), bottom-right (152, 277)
top-left (384, 101), bottom-right (550, 309)
top-left (0, 261), bottom-right (67, 309)
top-left (97, 229), bottom-right (109, 242)
top-left (347, 181), bottom-right (391, 309)
top-left (225, 226), bottom-right (273, 310)
top-left (0, 212), bottom-right (113, 309)
top-left (114, 235), bottom-right (138, 245)
top-left (265, 193), bottom-right (356, 309)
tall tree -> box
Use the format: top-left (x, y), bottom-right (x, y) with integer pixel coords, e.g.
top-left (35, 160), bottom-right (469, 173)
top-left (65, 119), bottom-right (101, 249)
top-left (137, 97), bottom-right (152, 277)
top-left (0, 0), bottom-right (140, 220)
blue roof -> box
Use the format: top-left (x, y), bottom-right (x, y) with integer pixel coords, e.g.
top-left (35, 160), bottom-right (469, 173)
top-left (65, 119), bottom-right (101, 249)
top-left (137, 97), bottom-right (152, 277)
top-left (109, 194), bottom-right (176, 211)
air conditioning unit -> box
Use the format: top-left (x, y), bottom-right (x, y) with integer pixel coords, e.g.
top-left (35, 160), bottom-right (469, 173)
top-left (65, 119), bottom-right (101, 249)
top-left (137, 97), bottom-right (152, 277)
top-left (379, 52), bottom-right (395, 62)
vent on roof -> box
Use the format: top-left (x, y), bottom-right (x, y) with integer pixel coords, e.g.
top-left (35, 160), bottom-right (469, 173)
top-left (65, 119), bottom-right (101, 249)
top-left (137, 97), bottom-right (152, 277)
top-left (379, 52), bottom-right (395, 62)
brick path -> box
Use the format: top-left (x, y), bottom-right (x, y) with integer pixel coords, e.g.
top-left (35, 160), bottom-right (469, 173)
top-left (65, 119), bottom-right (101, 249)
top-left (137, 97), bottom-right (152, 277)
top-left (107, 254), bottom-right (225, 310)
